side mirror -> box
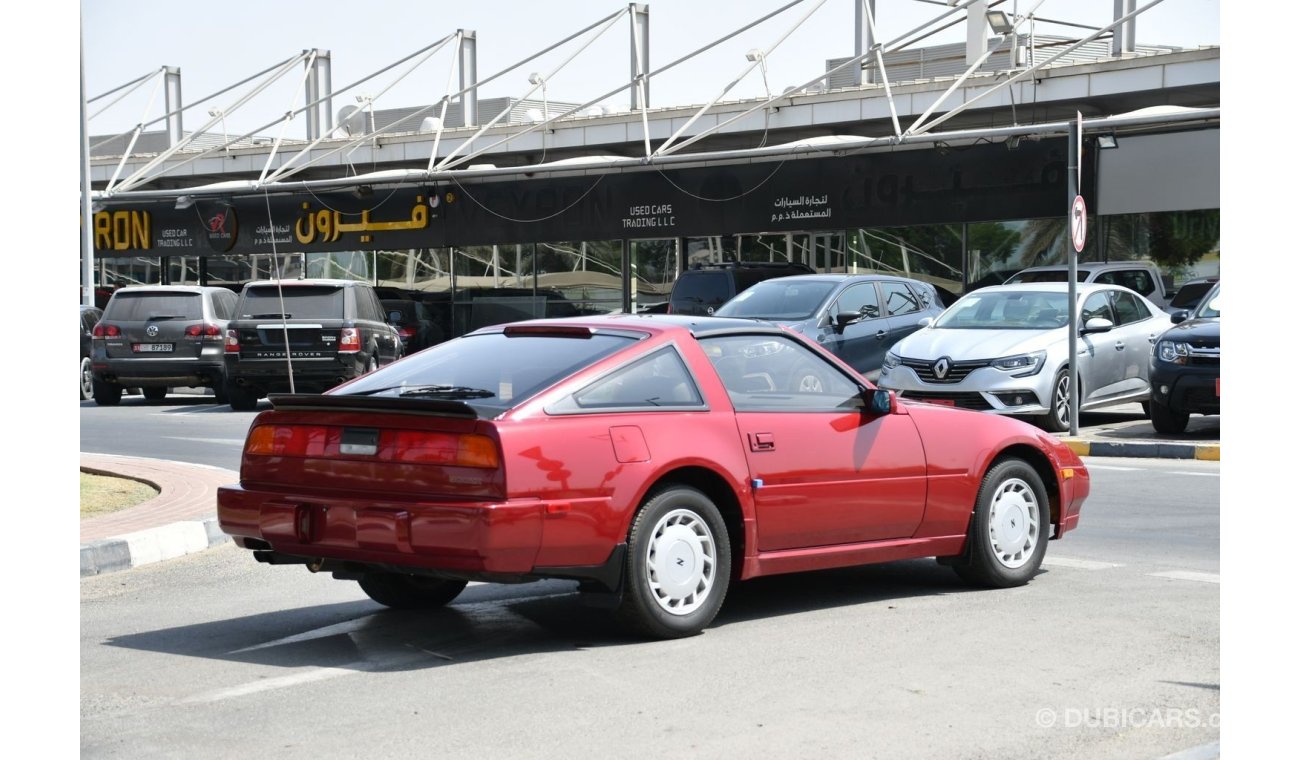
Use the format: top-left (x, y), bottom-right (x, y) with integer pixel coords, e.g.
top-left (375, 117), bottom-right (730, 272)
top-left (834, 312), bottom-right (859, 332)
top-left (1170, 309), bottom-right (1190, 325)
top-left (1081, 317), bottom-right (1114, 335)
top-left (868, 388), bottom-right (895, 416)
top-left (387, 310), bottom-right (403, 324)
top-left (917, 316), bottom-right (934, 329)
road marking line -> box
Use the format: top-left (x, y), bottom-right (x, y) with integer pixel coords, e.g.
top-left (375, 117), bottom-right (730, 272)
top-left (167, 437), bottom-right (246, 446)
top-left (181, 663), bottom-right (369, 703)
top-left (1150, 570), bottom-right (1220, 584)
top-left (1042, 557), bottom-right (1123, 570)
top-left (1083, 464), bottom-right (1140, 471)
top-left (1168, 471), bottom-right (1219, 478)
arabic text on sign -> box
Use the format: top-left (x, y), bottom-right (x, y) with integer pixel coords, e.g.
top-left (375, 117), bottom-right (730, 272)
top-left (294, 197), bottom-right (430, 245)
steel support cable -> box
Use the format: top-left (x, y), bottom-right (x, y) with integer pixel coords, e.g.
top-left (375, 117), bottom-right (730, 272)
top-left (911, 0), bottom-right (1167, 135)
top-left (109, 52), bottom-right (312, 194)
top-left (863, 0), bottom-right (901, 137)
top-left (630, 8), bottom-right (652, 159)
top-left (266, 9), bottom-right (626, 183)
top-left (435, 7), bottom-right (630, 172)
top-left (104, 73), bottom-right (168, 194)
top-left (263, 33), bottom-right (458, 185)
top-left (654, 0), bottom-right (828, 158)
top-left (258, 49), bottom-right (320, 186)
top-left (88, 68), bottom-right (160, 103)
top-left (113, 35), bottom-right (459, 193)
top-left (904, 0), bottom-right (1049, 136)
top-left (89, 66), bottom-right (165, 121)
top-left (426, 32), bottom-right (466, 174)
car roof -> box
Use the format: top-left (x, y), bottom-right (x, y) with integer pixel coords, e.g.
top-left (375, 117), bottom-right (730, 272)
top-left (468, 313), bottom-right (791, 339)
top-left (742, 273), bottom-right (914, 285)
top-left (242, 279), bottom-right (364, 288)
top-left (968, 282), bottom-right (1128, 295)
top-left (1011, 262), bottom-right (1152, 273)
top-left (109, 285), bottom-right (217, 295)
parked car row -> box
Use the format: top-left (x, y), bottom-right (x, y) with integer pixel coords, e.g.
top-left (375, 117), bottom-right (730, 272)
top-left (83, 263), bottom-right (1218, 435)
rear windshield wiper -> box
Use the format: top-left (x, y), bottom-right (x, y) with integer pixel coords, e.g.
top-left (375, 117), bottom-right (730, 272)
top-left (146, 314), bottom-right (189, 320)
top-left (250, 313), bottom-right (292, 319)
top-left (346, 384), bottom-right (496, 399)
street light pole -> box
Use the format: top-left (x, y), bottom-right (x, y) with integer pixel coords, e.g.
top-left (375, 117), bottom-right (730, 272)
top-left (80, 16), bottom-right (95, 307)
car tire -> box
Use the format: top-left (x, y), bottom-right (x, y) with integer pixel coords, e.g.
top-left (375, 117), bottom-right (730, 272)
top-left (950, 458), bottom-right (1049, 588)
top-left (92, 378), bottom-right (123, 407)
top-left (213, 381), bottom-right (230, 406)
top-left (80, 357), bottom-right (94, 400)
top-left (1149, 398), bottom-right (1189, 434)
top-left (616, 485), bottom-right (731, 639)
top-left (226, 384), bottom-right (258, 411)
top-left (365, 355), bottom-right (377, 374)
top-left (357, 573), bottom-right (467, 609)
top-left (790, 364), bottom-right (826, 394)
top-left (1039, 368), bottom-right (1071, 433)
top-left (142, 387), bottom-right (168, 401)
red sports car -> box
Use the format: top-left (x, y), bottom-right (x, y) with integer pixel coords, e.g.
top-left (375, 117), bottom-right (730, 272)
top-left (218, 315), bottom-right (1089, 638)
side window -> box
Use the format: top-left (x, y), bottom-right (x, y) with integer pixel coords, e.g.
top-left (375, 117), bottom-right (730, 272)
top-left (833, 283), bottom-right (880, 320)
top-left (563, 347), bottom-right (703, 410)
top-left (1109, 290), bottom-right (1149, 325)
top-left (881, 281), bottom-right (921, 316)
top-left (1096, 269), bottom-right (1155, 297)
top-left (355, 288), bottom-right (380, 322)
top-left (211, 291), bottom-right (232, 320)
top-left (1081, 292), bottom-right (1115, 325)
top-left (701, 334), bottom-right (862, 411)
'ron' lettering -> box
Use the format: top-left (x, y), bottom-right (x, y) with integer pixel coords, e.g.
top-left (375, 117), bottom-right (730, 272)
top-left (94, 210), bottom-right (151, 251)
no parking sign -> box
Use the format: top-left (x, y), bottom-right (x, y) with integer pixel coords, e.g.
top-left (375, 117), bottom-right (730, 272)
top-left (1070, 194), bottom-right (1087, 253)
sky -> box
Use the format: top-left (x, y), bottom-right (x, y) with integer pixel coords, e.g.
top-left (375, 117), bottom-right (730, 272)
top-left (81, 0), bottom-right (1221, 139)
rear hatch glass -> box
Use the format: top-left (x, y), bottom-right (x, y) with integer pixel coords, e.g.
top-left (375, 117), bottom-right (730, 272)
top-left (671, 272), bottom-right (729, 314)
top-left (336, 330), bottom-right (638, 416)
top-left (236, 285), bottom-right (346, 358)
top-left (102, 291), bottom-right (204, 359)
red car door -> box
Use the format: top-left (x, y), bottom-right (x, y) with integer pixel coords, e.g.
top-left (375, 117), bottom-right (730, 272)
top-left (699, 334), bottom-right (928, 552)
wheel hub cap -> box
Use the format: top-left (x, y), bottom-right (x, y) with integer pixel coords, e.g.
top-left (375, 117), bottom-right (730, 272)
top-left (987, 477), bottom-right (1040, 569)
top-left (645, 509), bottom-right (716, 615)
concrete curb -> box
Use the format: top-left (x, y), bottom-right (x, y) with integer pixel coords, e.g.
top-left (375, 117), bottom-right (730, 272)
top-left (80, 516), bottom-right (229, 577)
top-left (1061, 438), bottom-right (1220, 461)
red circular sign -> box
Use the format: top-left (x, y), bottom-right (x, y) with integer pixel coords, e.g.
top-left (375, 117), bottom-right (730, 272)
top-left (1070, 195), bottom-right (1087, 253)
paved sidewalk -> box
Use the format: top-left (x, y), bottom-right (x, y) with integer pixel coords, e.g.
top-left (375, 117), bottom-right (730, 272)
top-left (79, 409), bottom-right (1219, 577)
top-left (80, 453), bottom-right (237, 577)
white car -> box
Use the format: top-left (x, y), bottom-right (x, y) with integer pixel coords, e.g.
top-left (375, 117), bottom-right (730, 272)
top-left (877, 283), bottom-right (1170, 431)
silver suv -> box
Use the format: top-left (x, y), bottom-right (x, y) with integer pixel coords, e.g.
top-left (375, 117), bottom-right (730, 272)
top-left (90, 285), bottom-right (238, 406)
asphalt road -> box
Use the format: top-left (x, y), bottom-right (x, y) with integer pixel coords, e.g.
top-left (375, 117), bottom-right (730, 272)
top-left (80, 411), bottom-right (1220, 760)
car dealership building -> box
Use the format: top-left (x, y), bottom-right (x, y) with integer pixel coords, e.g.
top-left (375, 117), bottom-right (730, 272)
top-left (85, 1), bottom-right (1219, 340)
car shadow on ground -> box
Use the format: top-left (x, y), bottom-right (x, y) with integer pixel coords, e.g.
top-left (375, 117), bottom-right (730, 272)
top-left (99, 559), bottom-right (1003, 676)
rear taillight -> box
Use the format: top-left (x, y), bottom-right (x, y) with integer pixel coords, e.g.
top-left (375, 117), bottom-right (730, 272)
top-left (92, 324), bottom-right (121, 338)
top-left (398, 326), bottom-right (417, 339)
top-left (225, 329), bottom-right (240, 353)
top-left (246, 424), bottom-right (500, 469)
top-left (339, 327), bottom-right (362, 353)
top-left (185, 323), bottom-right (223, 340)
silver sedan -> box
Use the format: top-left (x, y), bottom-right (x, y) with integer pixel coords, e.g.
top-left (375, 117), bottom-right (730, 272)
top-left (877, 282), bottom-right (1171, 431)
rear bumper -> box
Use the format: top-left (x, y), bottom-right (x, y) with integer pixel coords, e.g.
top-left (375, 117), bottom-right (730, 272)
top-left (218, 483), bottom-right (546, 575)
top-left (225, 355), bottom-right (364, 393)
top-left (92, 353), bottom-right (226, 387)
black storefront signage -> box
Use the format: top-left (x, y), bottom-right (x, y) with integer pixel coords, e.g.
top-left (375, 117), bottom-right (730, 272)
top-left (93, 139), bottom-right (1081, 257)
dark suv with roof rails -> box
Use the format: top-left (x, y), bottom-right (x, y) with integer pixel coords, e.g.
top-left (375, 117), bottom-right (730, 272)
top-left (223, 279), bottom-right (403, 411)
top-left (90, 285), bottom-right (238, 405)
top-left (668, 261), bottom-right (815, 316)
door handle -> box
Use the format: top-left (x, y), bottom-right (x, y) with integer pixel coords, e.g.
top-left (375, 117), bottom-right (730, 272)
top-left (875, 330), bottom-right (888, 340)
top-left (1114, 342), bottom-right (1125, 351)
top-left (749, 432), bottom-right (775, 452)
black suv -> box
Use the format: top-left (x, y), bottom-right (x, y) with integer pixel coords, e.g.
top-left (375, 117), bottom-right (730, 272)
top-left (1148, 281), bottom-right (1220, 433)
top-left (668, 261), bottom-right (815, 316)
top-left (90, 285), bottom-right (238, 406)
top-left (224, 279), bottom-right (403, 410)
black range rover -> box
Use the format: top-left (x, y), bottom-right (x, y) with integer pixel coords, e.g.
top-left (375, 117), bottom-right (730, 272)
top-left (223, 279), bottom-right (403, 411)
top-left (1149, 281), bottom-right (1220, 433)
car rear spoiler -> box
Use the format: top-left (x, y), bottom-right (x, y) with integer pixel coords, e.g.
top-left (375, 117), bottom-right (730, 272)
top-left (267, 393), bottom-right (480, 419)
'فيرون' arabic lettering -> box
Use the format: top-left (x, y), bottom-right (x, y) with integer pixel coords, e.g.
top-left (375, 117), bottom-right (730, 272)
top-left (295, 197), bottom-right (430, 244)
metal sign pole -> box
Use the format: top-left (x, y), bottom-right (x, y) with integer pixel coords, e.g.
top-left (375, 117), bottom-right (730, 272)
top-left (1066, 112), bottom-right (1082, 435)
top-left (80, 18), bottom-right (95, 307)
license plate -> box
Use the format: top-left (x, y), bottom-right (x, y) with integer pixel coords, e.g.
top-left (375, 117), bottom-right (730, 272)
top-left (132, 343), bottom-right (174, 353)
top-left (925, 398), bottom-right (956, 407)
